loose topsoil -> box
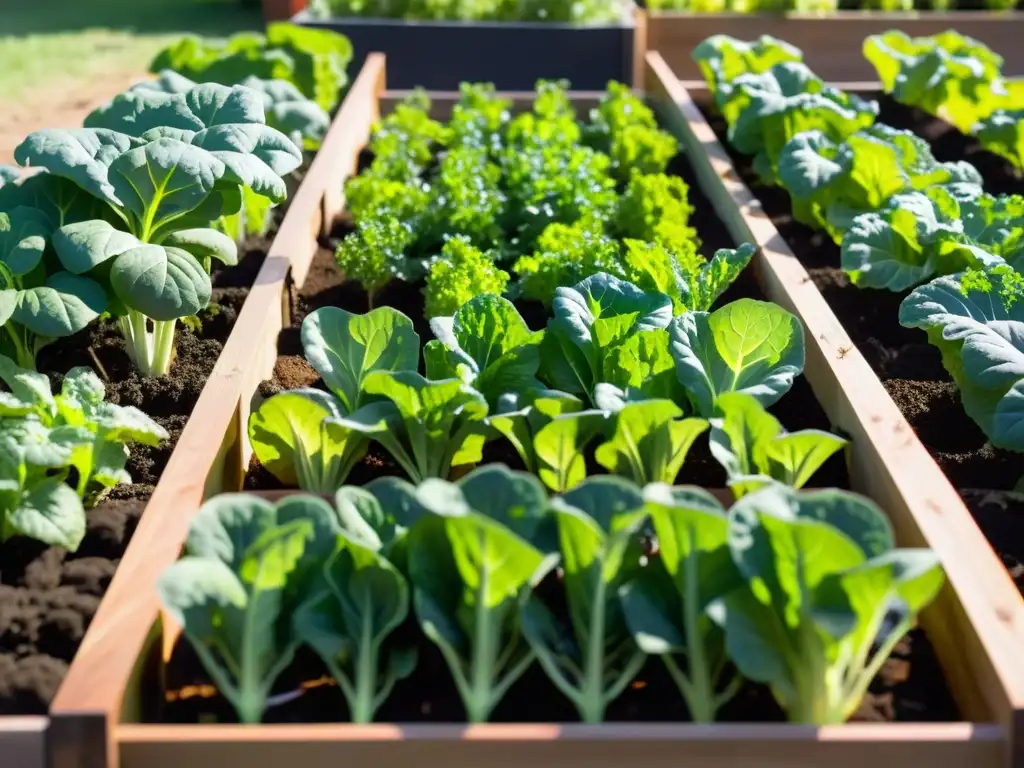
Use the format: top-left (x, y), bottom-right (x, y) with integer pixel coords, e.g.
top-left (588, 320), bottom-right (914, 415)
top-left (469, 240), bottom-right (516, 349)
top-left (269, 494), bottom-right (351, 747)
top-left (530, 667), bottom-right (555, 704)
top-left (0, 203), bottom-right (290, 714)
top-left (151, 143), bottom-right (960, 727)
top-left (695, 91), bottom-right (1024, 598)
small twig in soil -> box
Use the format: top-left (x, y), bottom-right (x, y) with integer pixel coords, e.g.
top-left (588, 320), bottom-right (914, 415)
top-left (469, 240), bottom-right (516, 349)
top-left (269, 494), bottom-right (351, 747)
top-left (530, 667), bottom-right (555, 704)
top-left (88, 347), bottom-right (110, 381)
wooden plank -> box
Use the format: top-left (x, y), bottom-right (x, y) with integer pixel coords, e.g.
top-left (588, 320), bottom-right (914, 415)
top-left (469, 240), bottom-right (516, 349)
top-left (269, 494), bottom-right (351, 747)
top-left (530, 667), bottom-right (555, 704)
top-left (642, 50), bottom-right (1024, 768)
top-left (116, 723), bottom-right (1004, 768)
top-left (647, 12), bottom-right (1024, 82)
top-left (44, 55), bottom-right (388, 768)
top-left (0, 717), bottom-right (48, 768)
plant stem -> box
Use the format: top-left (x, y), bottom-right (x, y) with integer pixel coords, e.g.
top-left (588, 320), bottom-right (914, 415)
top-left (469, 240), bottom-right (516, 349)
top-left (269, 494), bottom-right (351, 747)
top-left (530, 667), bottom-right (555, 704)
top-left (683, 545), bottom-right (714, 723)
top-left (352, 605), bottom-right (377, 724)
top-left (579, 580), bottom-right (607, 724)
top-left (4, 324), bottom-right (35, 370)
top-left (467, 554), bottom-right (496, 723)
top-left (120, 312), bottom-right (177, 377)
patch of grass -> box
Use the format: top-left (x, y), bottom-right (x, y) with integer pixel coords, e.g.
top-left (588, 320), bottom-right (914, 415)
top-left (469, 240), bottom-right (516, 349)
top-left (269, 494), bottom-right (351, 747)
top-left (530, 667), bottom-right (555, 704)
top-left (0, 0), bottom-right (262, 100)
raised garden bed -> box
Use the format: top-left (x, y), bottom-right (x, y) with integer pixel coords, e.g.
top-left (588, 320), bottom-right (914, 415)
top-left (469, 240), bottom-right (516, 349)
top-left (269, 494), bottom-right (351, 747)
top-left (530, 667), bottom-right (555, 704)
top-left (33, 51), bottom-right (1022, 768)
top-left (291, 4), bottom-right (644, 90)
top-left (648, 12), bottom-right (1024, 81)
top-left (663, 59), bottom-right (1024, 761)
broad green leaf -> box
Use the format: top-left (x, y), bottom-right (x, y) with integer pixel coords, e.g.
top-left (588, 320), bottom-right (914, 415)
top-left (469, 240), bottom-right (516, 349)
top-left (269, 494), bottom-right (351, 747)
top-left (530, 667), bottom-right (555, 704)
top-left (7, 478), bottom-right (86, 549)
top-left (109, 244), bottom-right (211, 320)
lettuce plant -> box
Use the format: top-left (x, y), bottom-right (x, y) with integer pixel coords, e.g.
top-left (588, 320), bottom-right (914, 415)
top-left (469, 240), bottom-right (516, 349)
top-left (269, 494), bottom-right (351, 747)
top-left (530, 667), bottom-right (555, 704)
top-left (421, 147), bottom-right (506, 248)
top-left (778, 126), bottom-right (982, 243)
top-left (899, 264), bottom-right (1024, 451)
top-left (708, 485), bottom-right (944, 724)
top-left (424, 294), bottom-right (543, 409)
top-left (293, 529), bottom-right (417, 723)
top-left (618, 484), bottom-right (745, 723)
top-left (22, 82), bottom-right (302, 376)
top-left (0, 356), bottom-right (167, 551)
top-left (960, 192), bottom-right (1024, 269)
top-left (616, 171), bottom-right (700, 258)
top-left (334, 215), bottom-right (418, 308)
top-left (594, 397), bottom-right (709, 486)
top-left (249, 305), bottom-right (419, 492)
top-left (692, 35), bottom-right (803, 96)
top-left (149, 22), bottom-right (352, 113)
top-left (841, 189), bottom-right (1004, 292)
top-left (709, 392), bottom-right (847, 497)
top-left (489, 389), bottom-right (607, 493)
top-left (406, 468), bottom-right (548, 722)
top-left (540, 272), bottom-right (673, 404)
top-left (157, 493), bottom-right (340, 723)
top-left (584, 82), bottom-right (678, 182)
top-left (520, 477), bottom-right (648, 723)
top-left (864, 30), bottom-right (1012, 134)
top-left (422, 237), bottom-right (509, 319)
top-left (975, 110), bottom-right (1024, 175)
top-left (670, 298), bottom-right (806, 417)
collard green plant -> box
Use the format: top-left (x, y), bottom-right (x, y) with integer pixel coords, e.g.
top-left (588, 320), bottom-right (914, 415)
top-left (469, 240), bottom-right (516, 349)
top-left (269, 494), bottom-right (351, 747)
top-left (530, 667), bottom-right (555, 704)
top-left (293, 530), bottom-right (417, 723)
top-left (406, 469), bottom-right (547, 722)
top-left (707, 485), bottom-right (944, 724)
top-left (618, 484), bottom-right (744, 723)
top-left (156, 493), bottom-right (339, 723)
top-left (424, 294), bottom-right (544, 409)
top-left (248, 305), bottom-right (420, 492)
top-left (540, 272), bottom-right (673, 403)
top-left (520, 477), bottom-right (648, 723)
top-left (692, 35), bottom-right (804, 96)
top-left (24, 81), bottom-right (302, 376)
top-left (594, 396), bottom-right (709, 486)
top-left (488, 389), bottom-right (607, 493)
top-left (899, 264), bottom-right (1024, 451)
top-left (709, 392), bottom-right (847, 497)
top-left (975, 109), bottom-right (1024, 174)
top-left (670, 298), bottom-right (805, 417)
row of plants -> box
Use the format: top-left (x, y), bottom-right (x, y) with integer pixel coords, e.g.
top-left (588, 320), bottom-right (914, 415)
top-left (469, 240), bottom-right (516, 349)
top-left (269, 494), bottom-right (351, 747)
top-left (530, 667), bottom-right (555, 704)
top-left (304, 0), bottom-right (627, 23)
top-left (0, 25), bottom-right (351, 557)
top-left (695, 33), bottom-right (1024, 459)
top-left (646, 0), bottom-right (1019, 11)
top-left (864, 29), bottom-right (1024, 171)
top-left (159, 467), bottom-right (944, 726)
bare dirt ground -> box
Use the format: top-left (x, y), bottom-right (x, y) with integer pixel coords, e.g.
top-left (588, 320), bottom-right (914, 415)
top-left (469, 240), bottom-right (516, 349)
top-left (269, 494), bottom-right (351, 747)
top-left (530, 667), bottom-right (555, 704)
top-left (0, 74), bottom-right (142, 164)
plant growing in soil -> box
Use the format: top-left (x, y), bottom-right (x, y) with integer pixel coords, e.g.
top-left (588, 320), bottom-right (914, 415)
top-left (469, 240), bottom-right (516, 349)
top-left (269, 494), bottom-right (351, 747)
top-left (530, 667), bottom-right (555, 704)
top-left (0, 355), bottom-right (167, 551)
top-left (149, 23), bottom-right (353, 113)
top-left (406, 466), bottom-right (548, 723)
top-left (900, 263), bottom-right (1024, 452)
top-left (422, 236), bottom-right (509, 319)
top-left (520, 477), bottom-right (648, 723)
top-left (709, 485), bottom-right (944, 724)
top-left (19, 82), bottom-right (302, 377)
top-left (618, 484), bottom-right (744, 723)
top-left (157, 493), bottom-right (340, 724)
top-left (249, 305), bottom-right (419, 492)
top-left (975, 109), bottom-right (1024, 177)
top-left (709, 392), bottom-right (847, 497)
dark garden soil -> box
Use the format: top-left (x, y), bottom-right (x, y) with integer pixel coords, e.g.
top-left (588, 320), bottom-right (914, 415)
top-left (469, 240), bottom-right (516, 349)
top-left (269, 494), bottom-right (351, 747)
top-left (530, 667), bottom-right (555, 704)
top-left (695, 94), bottom-right (1024, 600)
top-left (152, 141), bottom-right (965, 728)
top-left (0, 189), bottom-right (301, 714)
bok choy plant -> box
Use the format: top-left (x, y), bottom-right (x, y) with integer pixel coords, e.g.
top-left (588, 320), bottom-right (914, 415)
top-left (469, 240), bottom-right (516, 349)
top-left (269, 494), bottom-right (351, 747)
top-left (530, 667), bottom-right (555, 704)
top-left (18, 81), bottom-right (302, 376)
top-left (157, 493), bottom-right (339, 724)
top-left (520, 477), bottom-right (648, 723)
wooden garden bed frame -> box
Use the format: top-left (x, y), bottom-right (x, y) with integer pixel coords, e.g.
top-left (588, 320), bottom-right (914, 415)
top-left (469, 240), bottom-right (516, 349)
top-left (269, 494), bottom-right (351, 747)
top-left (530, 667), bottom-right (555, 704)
top-left (647, 12), bottom-right (1024, 81)
top-left (35, 51), bottom-right (1024, 768)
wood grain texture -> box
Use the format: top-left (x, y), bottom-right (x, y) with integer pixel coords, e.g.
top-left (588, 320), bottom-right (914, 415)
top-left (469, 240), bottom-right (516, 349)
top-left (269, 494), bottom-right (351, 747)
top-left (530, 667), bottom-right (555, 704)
top-left (116, 723), bottom-right (1004, 768)
top-left (44, 56), bottom-right (388, 768)
top-left (647, 12), bottom-right (1024, 81)
top-left (643, 51), bottom-right (1024, 767)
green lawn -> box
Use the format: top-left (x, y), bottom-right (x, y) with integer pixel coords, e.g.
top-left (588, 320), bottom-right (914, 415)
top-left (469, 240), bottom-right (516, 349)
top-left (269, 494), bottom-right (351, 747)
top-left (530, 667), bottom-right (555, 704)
top-left (0, 0), bottom-right (262, 101)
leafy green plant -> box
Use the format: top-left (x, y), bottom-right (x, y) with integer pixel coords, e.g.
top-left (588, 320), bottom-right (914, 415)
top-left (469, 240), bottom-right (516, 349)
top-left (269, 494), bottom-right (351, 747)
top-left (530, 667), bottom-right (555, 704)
top-left (708, 485), bottom-right (944, 724)
top-left (540, 272), bottom-right (673, 403)
top-left (585, 82), bottom-right (678, 182)
top-left (334, 215), bottom-right (418, 308)
top-left (156, 493), bottom-right (339, 723)
top-left (975, 109), bottom-right (1024, 174)
top-left (899, 263), bottom-right (1024, 452)
top-left (692, 35), bottom-right (803, 96)
top-left (594, 398), bottom-right (709, 485)
top-left (488, 389), bottom-right (607, 492)
top-left (309, 0), bottom-right (623, 21)
top-left (248, 305), bottom-right (419, 492)
top-left (863, 30), bottom-right (1013, 134)
top-left (150, 23), bottom-right (353, 112)
top-left (520, 477), bottom-right (648, 723)
top-left (424, 294), bottom-right (543, 409)
top-left (293, 529), bottom-right (417, 723)
top-left (616, 171), bottom-right (700, 257)
top-left (422, 237), bottom-right (509, 319)
top-left (709, 392), bottom-right (847, 497)
top-left (406, 467), bottom-right (547, 722)
top-left (670, 298), bottom-right (806, 417)
top-left (618, 484), bottom-right (744, 723)
top-left (422, 147), bottom-right (506, 248)
top-left (25, 82), bottom-right (302, 377)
